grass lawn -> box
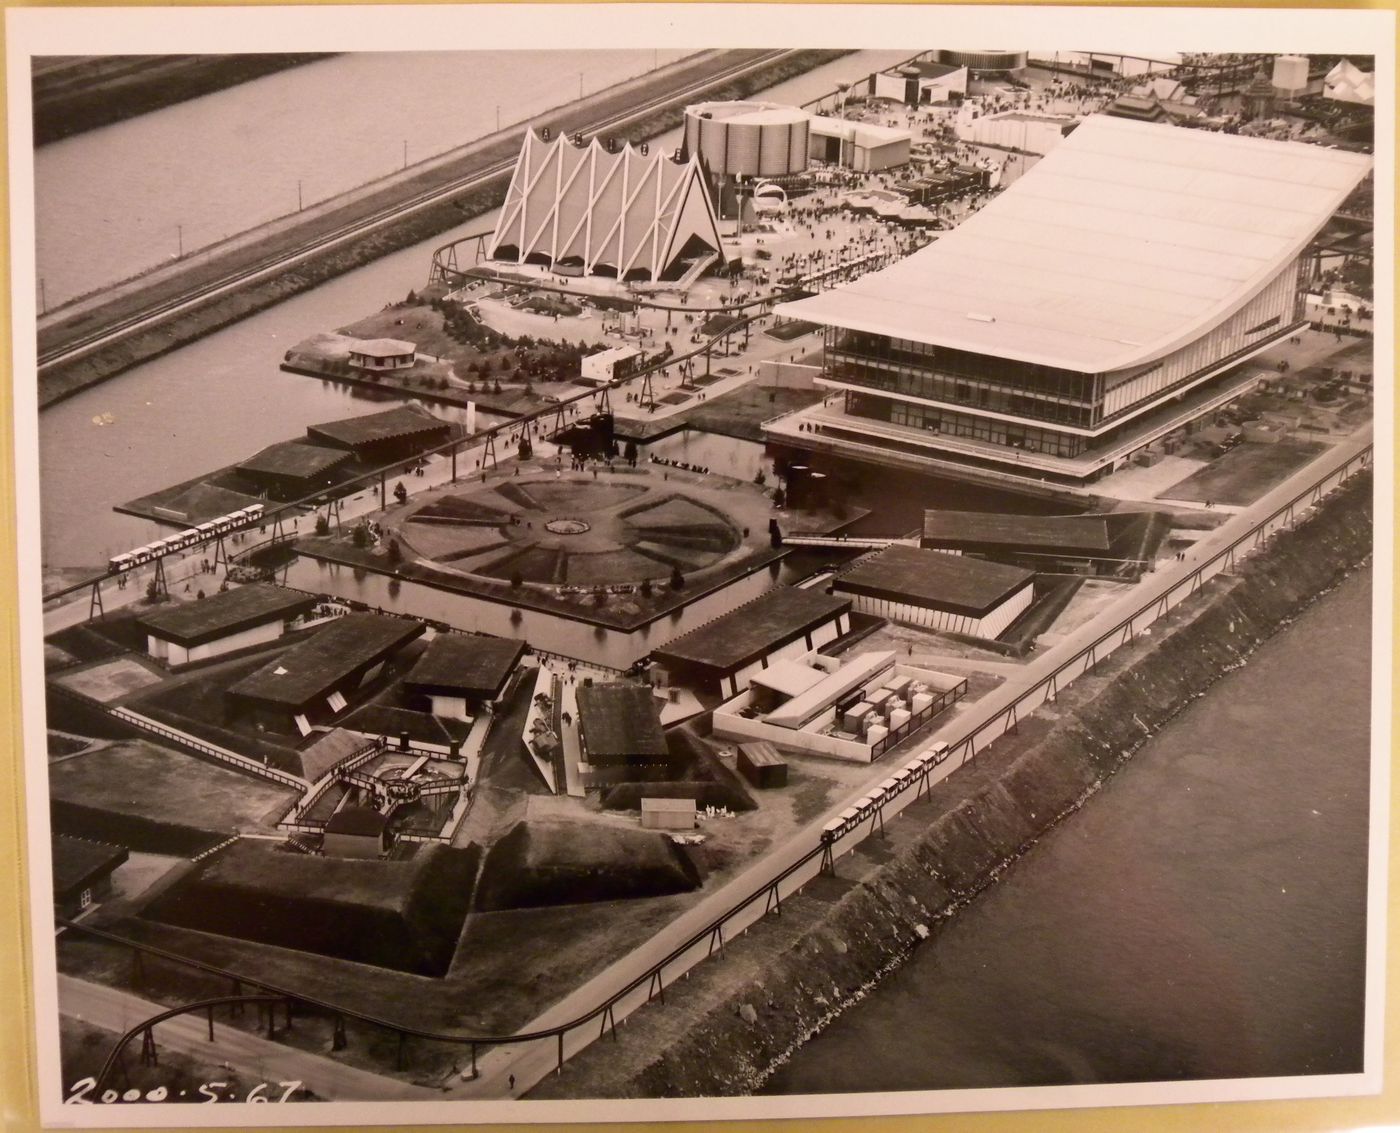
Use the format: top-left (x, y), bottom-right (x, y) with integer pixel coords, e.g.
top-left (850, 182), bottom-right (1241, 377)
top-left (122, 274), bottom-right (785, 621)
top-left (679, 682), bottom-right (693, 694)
top-left (1158, 438), bottom-right (1329, 506)
top-left (49, 740), bottom-right (297, 831)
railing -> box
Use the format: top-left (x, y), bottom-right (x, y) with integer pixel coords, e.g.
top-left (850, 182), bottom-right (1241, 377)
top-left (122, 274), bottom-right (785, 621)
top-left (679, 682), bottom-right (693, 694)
top-left (68, 445), bottom-right (1372, 1094)
top-left (109, 707), bottom-right (307, 792)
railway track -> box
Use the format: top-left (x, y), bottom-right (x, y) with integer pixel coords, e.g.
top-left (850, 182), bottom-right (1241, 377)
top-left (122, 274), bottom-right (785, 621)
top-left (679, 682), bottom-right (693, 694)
top-left (38, 49), bottom-right (795, 374)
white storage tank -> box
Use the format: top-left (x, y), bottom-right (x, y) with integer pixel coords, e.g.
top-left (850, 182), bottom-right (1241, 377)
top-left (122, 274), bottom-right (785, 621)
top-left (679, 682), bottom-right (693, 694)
top-left (683, 101), bottom-right (810, 178)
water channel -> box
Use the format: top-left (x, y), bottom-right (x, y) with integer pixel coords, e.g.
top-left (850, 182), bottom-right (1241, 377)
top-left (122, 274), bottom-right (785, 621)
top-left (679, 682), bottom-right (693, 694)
top-left (36, 48), bottom-right (915, 572)
top-left (765, 565), bottom-right (1373, 1095)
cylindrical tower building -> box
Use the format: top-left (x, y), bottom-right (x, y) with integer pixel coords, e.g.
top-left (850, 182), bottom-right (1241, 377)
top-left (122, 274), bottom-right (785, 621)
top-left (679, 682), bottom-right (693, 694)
top-left (683, 101), bottom-right (810, 179)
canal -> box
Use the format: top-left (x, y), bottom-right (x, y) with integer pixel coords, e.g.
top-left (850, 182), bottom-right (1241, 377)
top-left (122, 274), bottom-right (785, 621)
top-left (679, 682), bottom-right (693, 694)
top-left (36, 48), bottom-right (916, 572)
top-left (764, 565), bottom-right (1372, 1095)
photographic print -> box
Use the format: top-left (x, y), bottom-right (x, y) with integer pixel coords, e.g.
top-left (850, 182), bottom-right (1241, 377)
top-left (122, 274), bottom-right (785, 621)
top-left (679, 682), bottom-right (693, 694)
top-left (7, 5), bottom-right (1392, 1126)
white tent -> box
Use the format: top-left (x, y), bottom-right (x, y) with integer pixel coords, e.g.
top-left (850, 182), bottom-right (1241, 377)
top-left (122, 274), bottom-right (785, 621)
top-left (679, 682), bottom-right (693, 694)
top-left (489, 131), bottom-right (726, 283)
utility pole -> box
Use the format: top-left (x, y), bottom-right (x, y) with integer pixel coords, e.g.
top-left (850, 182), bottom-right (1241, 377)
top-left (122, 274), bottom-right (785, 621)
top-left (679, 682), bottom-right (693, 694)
top-left (177, 224), bottom-right (183, 259)
top-left (297, 180), bottom-right (303, 211)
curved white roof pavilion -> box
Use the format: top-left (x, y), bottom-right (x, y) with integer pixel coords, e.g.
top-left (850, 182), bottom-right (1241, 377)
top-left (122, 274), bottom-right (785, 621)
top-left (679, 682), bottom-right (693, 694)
top-left (779, 115), bottom-right (1371, 375)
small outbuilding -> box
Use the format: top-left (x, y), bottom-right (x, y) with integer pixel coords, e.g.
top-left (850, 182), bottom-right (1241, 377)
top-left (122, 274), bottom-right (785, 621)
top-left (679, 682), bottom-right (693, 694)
top-left (580, 345), bottom-right (642, 387)
top-left (402, 633), bottom-right (527, 721)
top-left (576, 682), bottom-right (669, 774)
top-left (737, 741), bottom-right (789, 789)
top-left (641, 797), bottom-right (698, 831)
top-left (52, 835), bottom-right (128, 918)
top-left (348, 338), bottom-right (417, 371)
top-left (834, 545), bottom-right (1035, 640)
top-left (322, 806), bottom-right (389, 859)
top-left (138, 584), bottom-right (318, 668)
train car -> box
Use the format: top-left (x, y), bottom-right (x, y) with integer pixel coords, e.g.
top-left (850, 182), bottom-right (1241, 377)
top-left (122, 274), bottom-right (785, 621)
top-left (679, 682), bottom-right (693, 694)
top-left (107, 553), bottom-right (136, 574)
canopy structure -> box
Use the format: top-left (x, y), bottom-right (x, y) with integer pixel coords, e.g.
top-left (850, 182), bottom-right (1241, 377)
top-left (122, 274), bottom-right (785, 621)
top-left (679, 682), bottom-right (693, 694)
top-left (488, 130), bottom-right (726, 283)
top-left (779, 115), bottom-right (1372, 374)
top-left (1324, 59), bottom-right (1376, 106)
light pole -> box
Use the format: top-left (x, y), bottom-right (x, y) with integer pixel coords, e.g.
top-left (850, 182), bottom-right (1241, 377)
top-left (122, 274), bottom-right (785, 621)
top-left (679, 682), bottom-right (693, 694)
top-left (297, 179), bottom-right (303, 211)
top-left (176, 224), bottom-right (183, 260)
top-left (403, 139), bottom-right (408, 170)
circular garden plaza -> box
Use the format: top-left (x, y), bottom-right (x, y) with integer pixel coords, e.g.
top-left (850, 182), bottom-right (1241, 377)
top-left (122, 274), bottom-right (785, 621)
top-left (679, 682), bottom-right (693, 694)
top-left (295, 458), bottom-right (827, 630)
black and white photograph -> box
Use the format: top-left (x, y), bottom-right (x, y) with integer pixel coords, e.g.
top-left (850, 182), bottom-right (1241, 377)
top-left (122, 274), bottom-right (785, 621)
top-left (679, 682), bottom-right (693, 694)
top-left (7, 4), bottom-right (1394, 1127)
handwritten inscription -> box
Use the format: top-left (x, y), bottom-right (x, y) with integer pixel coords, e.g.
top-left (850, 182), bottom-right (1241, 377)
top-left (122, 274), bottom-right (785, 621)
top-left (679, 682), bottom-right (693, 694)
top-left (66, 1078), bottom-right (304, 1104)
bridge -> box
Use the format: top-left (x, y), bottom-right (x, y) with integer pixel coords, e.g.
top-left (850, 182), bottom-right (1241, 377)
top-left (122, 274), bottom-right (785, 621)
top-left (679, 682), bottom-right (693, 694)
top-left (779, 533), bottom-right (918, 550)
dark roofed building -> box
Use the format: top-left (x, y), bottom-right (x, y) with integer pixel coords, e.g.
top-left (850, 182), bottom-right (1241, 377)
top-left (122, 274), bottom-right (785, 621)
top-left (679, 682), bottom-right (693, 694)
top-left (341, 704), bottom-right (472, 752)
top-left (52, 835), bottom-right (128, 917)
top-left (652, 587), bottom-right (852, 698)
top-left (227, 614), bottom-right (426, 736)
top-left (403, 634), bottom-right (526, 720)
top-left (236, 441), bottom-right (352, 499)
top-left (834, 545), bottom-right (1035, 641)
top-left (921, 509), bottom-right (1164, 575)
top-left (922, 511), bottom-right (1111, 554)
top-left (306, 406), bottom-right (453, 464)
top-left (138, 584), bottom-right (318, 667)
top-left (323, 805), bottom-right (388, 859)
top-left (576, 682), bottom-right (669, 771)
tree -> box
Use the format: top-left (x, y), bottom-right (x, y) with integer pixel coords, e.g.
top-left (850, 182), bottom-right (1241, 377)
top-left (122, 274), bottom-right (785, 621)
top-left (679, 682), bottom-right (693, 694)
top-left (639, 578), bottom-right (653, 597)
top-left (315, 514), bottom-right (331, 536)
top-left (386, 538), bottom-right (403, 567)
top-left (624, 439), bottom-right (638, 467)
top-left (510, 570), bottom-right (523, 589)
top-left (352, 523), bottom-right (372, 549)
top-left (493, 380), bottom-right (503, 395)
top-left (394, 481), bottom-right (408, 504)
top-left (669, 565), bottom-right (685, 591)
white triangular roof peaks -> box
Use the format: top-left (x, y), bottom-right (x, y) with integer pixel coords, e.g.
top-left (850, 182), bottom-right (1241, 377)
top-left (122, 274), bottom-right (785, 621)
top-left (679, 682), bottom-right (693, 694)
top-left (488, 131), bottom-right (725, 282)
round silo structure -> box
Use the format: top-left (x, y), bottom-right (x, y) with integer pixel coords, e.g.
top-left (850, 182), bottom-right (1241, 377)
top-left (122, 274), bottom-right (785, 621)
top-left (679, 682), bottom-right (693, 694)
top-left (1272, 54), bottom-right (1309, 94)
top-left (683, 101), bottom-right (810, 178)
top-left (937, 49), bottom-right (1027, 72)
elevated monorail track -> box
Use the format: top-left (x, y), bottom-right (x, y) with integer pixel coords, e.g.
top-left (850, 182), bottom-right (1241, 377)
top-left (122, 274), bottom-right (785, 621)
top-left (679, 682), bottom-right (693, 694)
top-left (38, 49), bottom-right (797, 375)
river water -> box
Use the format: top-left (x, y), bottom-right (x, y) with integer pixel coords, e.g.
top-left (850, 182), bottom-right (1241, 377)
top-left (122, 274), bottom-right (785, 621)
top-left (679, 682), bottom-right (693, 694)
top-left (36, 48), bottom-right (915, 571)
top-left (35, 50), bottom-right (695, 309)
top-left (765, 565), bottom-right (1372, 1096)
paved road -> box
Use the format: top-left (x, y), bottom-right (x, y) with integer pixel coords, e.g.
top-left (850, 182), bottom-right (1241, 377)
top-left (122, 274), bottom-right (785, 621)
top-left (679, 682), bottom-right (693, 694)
top-left (58, 974), bottom-right (440, 1102)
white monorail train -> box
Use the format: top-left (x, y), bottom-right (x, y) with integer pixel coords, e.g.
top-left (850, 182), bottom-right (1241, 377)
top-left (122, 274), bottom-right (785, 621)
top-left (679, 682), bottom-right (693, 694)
top-left (819, 741), bottom-right (951, 845)
top-left (106, 504), bottom-right (265, 574)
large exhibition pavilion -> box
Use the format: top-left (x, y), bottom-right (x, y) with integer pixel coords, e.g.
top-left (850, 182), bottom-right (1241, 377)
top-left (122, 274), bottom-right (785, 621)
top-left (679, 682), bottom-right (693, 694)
top-left (769, 115), bottom-right (1371, 487)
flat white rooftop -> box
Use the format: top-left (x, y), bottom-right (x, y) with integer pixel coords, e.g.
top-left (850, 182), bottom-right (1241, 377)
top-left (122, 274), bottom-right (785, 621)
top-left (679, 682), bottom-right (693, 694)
top-left (779, 116), bottom-right (1371, 374)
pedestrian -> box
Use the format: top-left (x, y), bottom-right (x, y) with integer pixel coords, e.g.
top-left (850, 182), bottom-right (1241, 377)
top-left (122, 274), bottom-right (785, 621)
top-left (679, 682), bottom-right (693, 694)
top-left (508, 1074), bottom-right (516, 1091)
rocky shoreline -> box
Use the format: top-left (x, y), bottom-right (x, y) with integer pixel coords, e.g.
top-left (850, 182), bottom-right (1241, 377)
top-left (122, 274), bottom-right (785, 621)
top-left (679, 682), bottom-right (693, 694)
top-left (530, 470), bottom-right (1374, 1099)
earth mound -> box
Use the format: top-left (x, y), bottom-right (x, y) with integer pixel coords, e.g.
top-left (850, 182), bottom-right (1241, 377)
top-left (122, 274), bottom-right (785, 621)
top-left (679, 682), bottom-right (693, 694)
top-left (475, 819), bottom-right (702, 911)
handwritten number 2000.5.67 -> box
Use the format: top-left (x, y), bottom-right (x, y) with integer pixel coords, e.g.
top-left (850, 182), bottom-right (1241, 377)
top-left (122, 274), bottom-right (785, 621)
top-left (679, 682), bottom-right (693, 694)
top-left (65, 1078), bottom-right (303, 1103)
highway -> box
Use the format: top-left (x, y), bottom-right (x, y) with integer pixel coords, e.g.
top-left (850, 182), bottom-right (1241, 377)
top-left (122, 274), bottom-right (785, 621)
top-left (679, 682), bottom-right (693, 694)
top-left (38, 49), bottom-right (795, 375)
